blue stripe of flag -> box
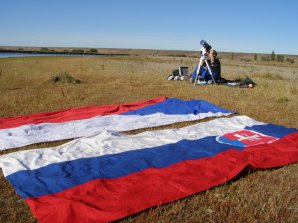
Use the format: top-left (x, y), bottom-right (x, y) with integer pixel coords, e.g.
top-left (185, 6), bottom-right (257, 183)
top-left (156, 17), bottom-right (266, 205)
top-left (7, 124), bottom-right (295, 199)
top-left (123, 98), bottom-right (236, 115)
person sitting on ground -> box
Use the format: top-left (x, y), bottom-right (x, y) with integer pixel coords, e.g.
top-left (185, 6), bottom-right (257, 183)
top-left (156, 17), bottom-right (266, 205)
top-left (207, 49), bottom-right (221, 83)
top-left (189, 62), bottom-right (208, 83)
top-left (190, 49), bottom-right (221, 84)
top-left (199, 50), bottom-right (221, 84)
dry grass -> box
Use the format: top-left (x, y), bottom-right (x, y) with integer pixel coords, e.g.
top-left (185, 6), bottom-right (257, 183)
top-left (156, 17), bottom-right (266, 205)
top-left (0, 55), bottom-right (297, 223)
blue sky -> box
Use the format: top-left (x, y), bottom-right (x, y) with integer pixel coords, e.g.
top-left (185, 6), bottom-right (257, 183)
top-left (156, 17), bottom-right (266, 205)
top-left (0, 0), bottom-right (297, 54)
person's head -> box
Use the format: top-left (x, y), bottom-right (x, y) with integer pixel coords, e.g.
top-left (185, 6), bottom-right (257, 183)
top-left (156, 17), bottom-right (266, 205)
top-left (210, 50), bottom-right (217, 60)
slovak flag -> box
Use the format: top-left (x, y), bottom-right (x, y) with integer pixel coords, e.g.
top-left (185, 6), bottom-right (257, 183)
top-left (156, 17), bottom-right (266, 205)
top-left (0, 115), bottom-right (297, 223)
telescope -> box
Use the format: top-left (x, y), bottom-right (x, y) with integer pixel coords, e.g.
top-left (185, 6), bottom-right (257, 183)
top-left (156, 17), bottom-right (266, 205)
top-left (194, 40), bottom-right (216, 86)
top-left (199, 40), bottom-right (212, 56)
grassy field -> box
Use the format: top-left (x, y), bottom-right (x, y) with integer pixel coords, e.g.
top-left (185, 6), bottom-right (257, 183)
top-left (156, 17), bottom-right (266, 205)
top-left (0, 54), bottom-right (297, 223)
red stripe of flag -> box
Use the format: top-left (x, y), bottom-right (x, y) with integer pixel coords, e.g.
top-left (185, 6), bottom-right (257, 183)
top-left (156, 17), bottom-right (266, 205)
top-left (25, 132), bottom-right (298, 223)
top-left (0, 97), bottom-right (166, 129)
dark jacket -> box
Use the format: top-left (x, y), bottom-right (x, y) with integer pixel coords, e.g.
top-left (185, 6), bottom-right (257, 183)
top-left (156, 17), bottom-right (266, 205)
top-left (207, 58), bottom-right (221, 80)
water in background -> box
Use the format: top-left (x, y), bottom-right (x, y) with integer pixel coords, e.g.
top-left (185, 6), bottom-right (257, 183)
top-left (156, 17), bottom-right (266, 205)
top-left (0, 52), bottom-right (102, 58)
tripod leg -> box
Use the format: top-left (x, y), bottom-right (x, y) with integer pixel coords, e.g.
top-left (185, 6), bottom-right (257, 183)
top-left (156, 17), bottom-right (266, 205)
top-left (193, 57), bottom-right (204, 87)
top-left (205, 61), bottom-right (216, 84)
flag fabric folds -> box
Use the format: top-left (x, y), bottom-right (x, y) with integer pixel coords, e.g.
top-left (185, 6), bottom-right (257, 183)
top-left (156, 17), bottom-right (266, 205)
top-left (0, 97), bottom-right (235, 150)
top-left (0, 115), bottom-right (297, 223)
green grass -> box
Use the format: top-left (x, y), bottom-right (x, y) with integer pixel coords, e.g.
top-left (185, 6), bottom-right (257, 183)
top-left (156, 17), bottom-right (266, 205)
top-left (0, 55), bottom-right (297, 223)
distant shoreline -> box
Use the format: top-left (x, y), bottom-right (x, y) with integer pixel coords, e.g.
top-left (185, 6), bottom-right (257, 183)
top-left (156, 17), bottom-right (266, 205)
top-left (0, 46), bottom-right (297, 61)
top-left (0, 46), bottom-right (199, 58)
top-left (0, 49), bottom-right (129, 57)
top-left (1, 46), bottom-right (298, 57)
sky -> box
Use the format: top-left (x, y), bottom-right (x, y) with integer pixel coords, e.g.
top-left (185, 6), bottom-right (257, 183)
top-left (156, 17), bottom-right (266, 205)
top-left (0, 0), bottom-right (297, 54)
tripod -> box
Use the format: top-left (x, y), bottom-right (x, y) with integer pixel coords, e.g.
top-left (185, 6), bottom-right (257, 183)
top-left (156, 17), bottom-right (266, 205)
top-left (193, 54), bottom-right (216, 86)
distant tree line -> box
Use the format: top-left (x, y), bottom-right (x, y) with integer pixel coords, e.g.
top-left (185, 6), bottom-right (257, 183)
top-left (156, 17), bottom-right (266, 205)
top-left (257, 50), bottom-right (295, 63)
top-left (166, 54), bottom-right (188, 57)
top-left (225, 50), bottom-right (295, 64)
top-left (38, 48), bottom-right (98, 55)
top-left (0, 48), bottom-right (128, 56)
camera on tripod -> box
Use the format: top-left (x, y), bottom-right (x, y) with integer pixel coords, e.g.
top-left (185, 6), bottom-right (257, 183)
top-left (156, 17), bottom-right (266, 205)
top-left (199, 40), bottom-right (212, 57)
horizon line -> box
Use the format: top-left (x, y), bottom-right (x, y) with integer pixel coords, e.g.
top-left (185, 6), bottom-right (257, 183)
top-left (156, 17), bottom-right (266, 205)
top-left (0, 45), bottom-right (297, 56)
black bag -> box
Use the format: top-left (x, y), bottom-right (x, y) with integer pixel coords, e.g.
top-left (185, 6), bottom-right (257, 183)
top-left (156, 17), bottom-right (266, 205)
top-left (223, 76), bottom-right (256, 88)
top-left (239, 77), bottom-right (256, 87)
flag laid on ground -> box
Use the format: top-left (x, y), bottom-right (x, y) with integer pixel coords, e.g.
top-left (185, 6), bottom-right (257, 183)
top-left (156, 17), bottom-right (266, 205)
top-left (0, 97), bottom-right (235, 150)
top-left (0, 115), bottom-right (297, 223)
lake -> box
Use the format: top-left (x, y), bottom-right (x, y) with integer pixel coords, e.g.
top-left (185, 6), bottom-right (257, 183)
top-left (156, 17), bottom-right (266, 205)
top-left (0, 52), bottom-right (103, 58)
